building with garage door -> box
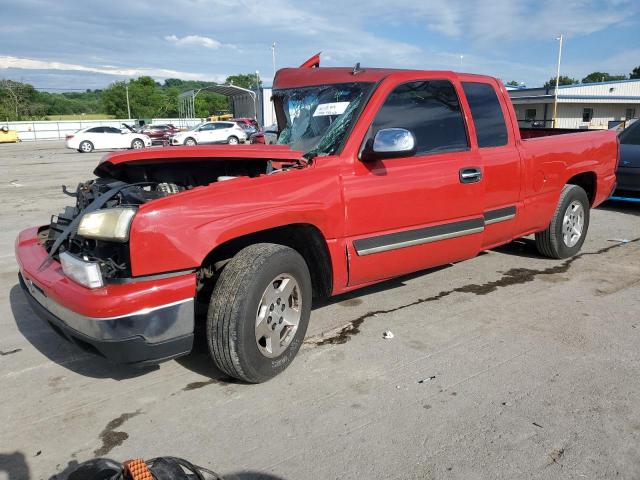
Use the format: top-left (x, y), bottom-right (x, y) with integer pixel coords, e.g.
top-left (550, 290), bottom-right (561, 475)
top-left (508, 79), bottom-right (640, 129)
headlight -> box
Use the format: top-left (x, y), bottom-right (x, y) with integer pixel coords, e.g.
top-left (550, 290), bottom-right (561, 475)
top-left (77, 207), bottom-right (136, 242)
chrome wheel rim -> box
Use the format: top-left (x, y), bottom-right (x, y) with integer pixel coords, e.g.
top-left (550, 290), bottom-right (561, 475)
top-left (255, 274), bottom-right (301, 358)
top-left (228, 137), bottom-right (238, 144)
top-left (81, 142), bottom-right (91, 152)
top-left (562, 200), bottom-right (584, 247)
top-left (185, 139), bottom-right (195, 146)
top-left (133, 140), bottom-right (143, 149)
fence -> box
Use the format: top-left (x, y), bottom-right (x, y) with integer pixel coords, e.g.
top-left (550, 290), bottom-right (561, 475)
top-left (2, 118), bottom-right (203, 142)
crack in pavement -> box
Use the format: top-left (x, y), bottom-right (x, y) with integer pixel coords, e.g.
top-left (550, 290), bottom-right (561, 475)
top-left (307, 238), bottom-right (640, 346)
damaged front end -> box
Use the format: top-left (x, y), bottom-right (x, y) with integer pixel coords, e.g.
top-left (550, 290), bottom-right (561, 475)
top-left (42, 150), bottom-right (300, 287)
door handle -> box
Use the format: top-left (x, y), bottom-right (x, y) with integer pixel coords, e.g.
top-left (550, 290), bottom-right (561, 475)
top-left (459, 167), bottom-right (482, 184)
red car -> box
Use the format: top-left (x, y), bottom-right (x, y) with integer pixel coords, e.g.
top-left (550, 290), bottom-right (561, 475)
top-left (138, 124), bottom-right (180, 145)
top-left (17, 56), bottom-right (618, 383)
top-left (231, 117), bottom-right (259, 129)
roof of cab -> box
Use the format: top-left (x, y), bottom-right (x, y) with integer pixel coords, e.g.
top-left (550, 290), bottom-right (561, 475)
top-left (273, 66), bottom-right (498, 90)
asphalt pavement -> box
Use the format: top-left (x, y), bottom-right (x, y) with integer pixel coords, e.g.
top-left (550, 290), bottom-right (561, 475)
top-left (1, 141), bottom-right (639, 479)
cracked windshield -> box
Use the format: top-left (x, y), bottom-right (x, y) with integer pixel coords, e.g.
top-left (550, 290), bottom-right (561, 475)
top-left (275, 82), bottom-right (373, 155)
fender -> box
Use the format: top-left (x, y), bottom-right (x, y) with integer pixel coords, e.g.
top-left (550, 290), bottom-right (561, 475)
top-left (129, 161), bottom-right (345, 277)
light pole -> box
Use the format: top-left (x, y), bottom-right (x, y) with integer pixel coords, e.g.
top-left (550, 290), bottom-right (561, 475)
top-left (271, 42), bottom-right (277, 79)
top-left (254, 70), bottom-right (260, 121)
top-left (552, 34), bottom-right (563, 128)
top-left (125, 82), bottom-right (132, 119)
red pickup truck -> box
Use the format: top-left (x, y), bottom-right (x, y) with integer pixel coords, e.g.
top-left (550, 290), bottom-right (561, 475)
top-left (16, 57), bottom-right (618, 383)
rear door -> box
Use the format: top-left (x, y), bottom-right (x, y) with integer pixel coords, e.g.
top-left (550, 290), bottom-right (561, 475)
top-left (84, 127), bottom-right (105, 148)
top-left (214, 122), bottom-right (233, 143)
top-left (103, 126), bottom-right (127, 148)
top-left (460, 80), bottom-right (522, 248)
top-left (342, 77), bottom-right (485, 286)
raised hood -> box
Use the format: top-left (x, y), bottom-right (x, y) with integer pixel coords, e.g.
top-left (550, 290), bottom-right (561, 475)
top-left (94, 144), bottom-right (304, 177)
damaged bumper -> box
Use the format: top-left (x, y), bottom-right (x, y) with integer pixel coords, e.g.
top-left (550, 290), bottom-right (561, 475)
top-left (16, 227), bottom-right (196, 365)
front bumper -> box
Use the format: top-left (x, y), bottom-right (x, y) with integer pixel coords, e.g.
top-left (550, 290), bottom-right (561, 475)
top-left (16, 227), bottom-right (196, 364)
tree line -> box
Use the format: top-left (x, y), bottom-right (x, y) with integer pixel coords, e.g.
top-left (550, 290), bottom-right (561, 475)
top-left (0, 73), bottom-right (261, 122)
top-left (506, 66), bottom-right (640, 88)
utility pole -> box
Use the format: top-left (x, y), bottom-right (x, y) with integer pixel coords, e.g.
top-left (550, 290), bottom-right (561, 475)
top-left (552, 34), bottom-right (563, 128)
top-left (271, 42), bottom-right (277, 79)
top-left (125, 82), bottom-right (132, 119)
top-left (459, 54), bottom-right (464, 67)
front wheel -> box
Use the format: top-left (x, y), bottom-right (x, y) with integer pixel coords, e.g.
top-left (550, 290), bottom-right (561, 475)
top-left (184, 137), bottom-right (196, 146)
top-left (206, 243), bottom-right (312, 383)
top-left (131, 138), bottom-right (145, 149)
top-left (227, 136), bottom-right (239, 145)
top-left (535, 184), bottom-right (590, 259)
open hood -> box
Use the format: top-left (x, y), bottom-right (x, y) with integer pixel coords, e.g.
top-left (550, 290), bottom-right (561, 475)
top-left (94, 144), bottom-right (304, 177)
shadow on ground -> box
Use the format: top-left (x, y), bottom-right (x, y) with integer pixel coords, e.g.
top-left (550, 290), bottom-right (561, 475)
top-left (598, 199), bottom-right (640, 218)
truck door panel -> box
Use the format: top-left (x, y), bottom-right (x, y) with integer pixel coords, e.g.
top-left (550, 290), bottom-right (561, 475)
top-left (343, 79), bottom-right (485, 286)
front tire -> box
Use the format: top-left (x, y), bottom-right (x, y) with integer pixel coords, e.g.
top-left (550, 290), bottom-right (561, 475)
top-left (79, 140), bottom-right (93, 153)
top-left (131, 138), bottom-right (145, 149)
top-left (184, 137), bottom-right (197, 146)
top-left (535, 184), bottom-right (590, 259)
top-left (206, 243), bottom-right (312, 383)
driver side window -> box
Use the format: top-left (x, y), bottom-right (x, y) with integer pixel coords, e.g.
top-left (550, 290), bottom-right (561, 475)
top-left (200, 123), bottom-right (215, 131)
top-left (371, 80), bottom-right (469, 156)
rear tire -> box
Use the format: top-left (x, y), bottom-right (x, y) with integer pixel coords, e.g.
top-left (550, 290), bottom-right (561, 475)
top-left (184, 137), bottom-right (196, 146)
top-left (206, 243), bottom-right (312, 383)
top-left (79, 141), bottom-right (93, 153)
top-left (535, 184), bottom-right (590, 259)
top-left (227, 136), bottom-right (239, 145)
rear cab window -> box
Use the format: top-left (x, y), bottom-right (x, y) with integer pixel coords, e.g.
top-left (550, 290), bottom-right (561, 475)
top-left (370, 80), bottom-right (469, 155)
top-left (462, 82), bottom-right (509, 148)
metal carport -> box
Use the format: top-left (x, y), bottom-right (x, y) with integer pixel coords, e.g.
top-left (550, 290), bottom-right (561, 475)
top-left (178, 84), bottom-right (257, 124)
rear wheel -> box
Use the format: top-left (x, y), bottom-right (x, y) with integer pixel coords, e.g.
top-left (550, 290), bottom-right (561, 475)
top-left (206, 243), bottom-right (312, 383)
top-left (131, 138), bottom-right (145, 149)
top-left (184, 137), bottom-right (196, 146)
top-left (535, 184), bottom-right (590, 259)
top-left (227, 136), bottom-right (239, 145)
top-left (79, 141), bottom-right (93, 153)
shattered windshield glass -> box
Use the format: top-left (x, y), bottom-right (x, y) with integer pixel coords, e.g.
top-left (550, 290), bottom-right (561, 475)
top-left (274, 82), bottom-right (373, 156)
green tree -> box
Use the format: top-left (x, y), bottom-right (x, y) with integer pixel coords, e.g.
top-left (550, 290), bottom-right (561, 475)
top-left (630, 66), bottom-right (640, 79)
top-left (506, 80), bottom-right (520, 87)
top-left (581, 72), bottom-right (626, 83)
top-left (225, 73), bottom-right (261, 90)
top-left (0, 79), bottom-right (38, 120)
top-left (544, 75), bottom-right (578, 88)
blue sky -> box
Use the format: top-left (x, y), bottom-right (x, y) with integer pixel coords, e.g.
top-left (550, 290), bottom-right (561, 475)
top-left (1, 0), bottom-right (638, 91)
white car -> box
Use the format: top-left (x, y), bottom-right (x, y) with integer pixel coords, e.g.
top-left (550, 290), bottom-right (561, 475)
top-left (65, 126), bottom-right (152, 153)
top-left (170, 121), bottom-right (247, 146)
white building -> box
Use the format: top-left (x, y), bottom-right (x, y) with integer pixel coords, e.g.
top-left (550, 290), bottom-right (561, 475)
top-left (509, 79), bottom-right (640, 129)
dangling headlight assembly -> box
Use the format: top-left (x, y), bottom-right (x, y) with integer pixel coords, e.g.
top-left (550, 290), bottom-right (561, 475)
top-left (77, 207), bottom-right (136, 242)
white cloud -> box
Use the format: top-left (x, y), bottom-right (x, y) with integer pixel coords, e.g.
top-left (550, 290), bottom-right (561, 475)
top-left (164, 34), bottom-right (222, 49)
top-left (0, 55), bottom-right (226, 82)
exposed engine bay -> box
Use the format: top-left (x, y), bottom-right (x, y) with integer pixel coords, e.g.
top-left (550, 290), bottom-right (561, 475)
top-left (41, 158), bottom-right (297, 281)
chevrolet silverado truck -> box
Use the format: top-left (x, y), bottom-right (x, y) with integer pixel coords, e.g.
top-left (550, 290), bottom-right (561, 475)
top-left (16, 56), bottom-right (618, 383)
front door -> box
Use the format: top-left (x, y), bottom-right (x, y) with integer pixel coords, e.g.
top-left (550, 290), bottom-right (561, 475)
top-left (343, 78), bottom-right (485, 286)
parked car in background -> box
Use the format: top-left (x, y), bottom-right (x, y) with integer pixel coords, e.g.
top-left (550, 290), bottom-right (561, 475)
top-left (65, 126), bottom-right (151, 153)
top-left (170, 121), bottom-right (247, 145)
top-left (235, 121), bottom-right (258, 138)
top-left (613, 119), bottom-right (640, 197)
top-left (231, 117), bottom-right (259, 130)
top-left (17, 59), bottom-right (618, 384)
top-left (249, 124), bottom-right (278, 144)
top-left (138, 124), bottom-right (180, 145)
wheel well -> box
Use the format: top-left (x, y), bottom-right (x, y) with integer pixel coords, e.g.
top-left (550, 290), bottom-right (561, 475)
top-left (197, 224), bottom-right (333, 303)
top-left (567, 171), bottom-right (596, 205)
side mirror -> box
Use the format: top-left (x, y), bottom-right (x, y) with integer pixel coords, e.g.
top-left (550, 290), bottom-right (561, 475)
top-left (361, 128), bottom-right (417, 161)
